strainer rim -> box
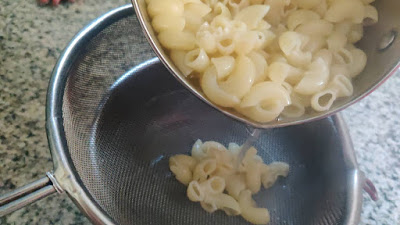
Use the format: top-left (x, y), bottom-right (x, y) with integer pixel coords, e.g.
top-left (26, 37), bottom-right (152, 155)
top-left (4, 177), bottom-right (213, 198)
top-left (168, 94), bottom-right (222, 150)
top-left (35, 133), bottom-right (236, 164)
top-left (45, 4), bottom-right (362, 225)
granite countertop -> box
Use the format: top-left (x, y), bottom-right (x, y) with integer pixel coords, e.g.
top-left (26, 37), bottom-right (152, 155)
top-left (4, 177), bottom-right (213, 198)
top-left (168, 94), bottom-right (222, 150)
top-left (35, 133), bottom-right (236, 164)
top-left (0, 1), bottom-right (399, 224)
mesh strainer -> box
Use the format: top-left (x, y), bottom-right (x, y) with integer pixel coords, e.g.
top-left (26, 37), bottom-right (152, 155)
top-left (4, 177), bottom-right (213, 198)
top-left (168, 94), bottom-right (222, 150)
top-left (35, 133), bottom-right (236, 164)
top-left (0, 5), bottom-right (376, 225)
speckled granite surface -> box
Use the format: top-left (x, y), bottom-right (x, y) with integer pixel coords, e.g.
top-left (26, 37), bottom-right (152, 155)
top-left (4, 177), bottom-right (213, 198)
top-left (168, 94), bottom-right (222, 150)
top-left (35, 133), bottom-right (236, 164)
top-left (0, 1), bottom-right (399, 225)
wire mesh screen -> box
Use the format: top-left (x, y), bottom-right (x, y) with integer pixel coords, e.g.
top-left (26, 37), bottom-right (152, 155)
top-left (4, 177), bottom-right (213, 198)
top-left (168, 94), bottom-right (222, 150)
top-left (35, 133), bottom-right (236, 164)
top-left (61, 7), bottom-right (349, 225)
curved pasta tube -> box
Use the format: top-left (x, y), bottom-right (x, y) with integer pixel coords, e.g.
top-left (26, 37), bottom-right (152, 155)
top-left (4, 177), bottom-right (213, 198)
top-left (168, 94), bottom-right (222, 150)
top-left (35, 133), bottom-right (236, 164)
top-left (256, 19), bottom-right (272, 31)
top-left (214, 2), bottom-right (231, 18)
top-left (313, 0), bottom-right (328, 17)
top-left (184, 48), bottom-right (210, 72)
top-left (287, 9), bottom-right (320, 31)
top-left (152, 14), bottom-right (185, 33)
top-left (240, 82), bottom-right (291, 108)
top-left (170, 162), bottom-right (192, 185)
top-left (245, 162), bottom-right (262, 193)
top-left (348, 24), bottom-right (363, 44)
top-left (269, 53), bottom-right (287, 64)
top-left (294, 57), bottom-right (330, 95)
top-left (248, 51), bottom-right (269, 83)
top-left (210, 14), bottom-right (232, 33)
top-left (184, 13), bottom-right (203, 32)
top-left (239, 190), bottom-right (270, 224)
top-left (201, 142), bottom-right (234, 175)
top-left (231, 20), bottom-right (248, 33)
top-left (238, 82), bottom-right (291, 122)
top-left (268, 61), bottom-right (303, 84)
top-left (347, 47), bottom-right (367, 78)
top-left (279, 31), bottom-right (312, 67)
top-left (313, 49), bottom-right (332, 66)
top-left (185, 2), bottom-right (212, 17)
top-left (219, 55), bottom-right (256, 98)
top-left (295, 19), bottom-right (333, 37)
top-left (303, 36), bottom-right (326, 53)
top-left (237, 100), bottom-right (285, 123)
top-left (296, 0), bottom-right (321, 10)
top-left (200, 201), bottom-right (218, 213)
top-left (257, 30), bottom-right (276, 49)
top-left (196, 25), bottom-right (218, 54)
top-left (193, 158), bottom-right (218, 182)
top-left (327, 31), bottom-right (347, 51)
top-left (205, 193), bottom-right (241, 216)
top-left (216, 35), bottom-right (236, 55)
top-left (281, 92), bottom-right (306, 118)
top-left (363, 5), bottom-right (378, 26)
top-left (261, 162), bottom-right (289, 188)
top-left (202, 141), bottom-right (229, 157)
top-left (228, 0), bottom-right (250, 15)
top-left (311, 89), bottom-right (337, 112)
top-left (282, 101), bottom-right (306, 118)
top-left (225, 174), bottom-right (246, 200)
top-left (283, 2), bottom-right (298, 18)
top-left (266, 25), bottom-right (288, 53)
top-left (194, 140), bottom-right (230, 160)
top-left (290, 92), bottom-right (312, 107)
top-left (239, 146), bottom-right (257, 169)
top-left (334, 22), bottom-right (352, 37)
top-left (333, 48), bottom-right (353, 65)
top-left (191, 139), bottom-right (205, 159)
top-left (215, 162), bottom-right (235, 177)
top-left (330, 63), bottom-right (349, 78)
top-left (201, 66), bottom-right (241, 107)
top-left (211, 56), bottom-right (235, 80)
top-left (330, 74), bottom-right (353, 97)
top-left (187, 181), bottom-right (205, 202)
top-left (234, 5), bottom-right (270, 30)
top-left (170, 50), bottom-right (193, 77)
top-left (184, 2), bottom-right (211, 32)
top-left (147, 0), bottom-right (184, 18)
top-left (200, 176), bottom-right (226, 194)
top-left (228, 143), bottom-right (240, 155)
top-left (170, 154), bottom-right (197, 171)
top-left (169, 155), bottom-right (197, 185)
top-left (264, 0), bottom-right (289, 26)
top-left (281, 82), bottom-right (293, 95)
top-left (233, 31), bottom-right (259, 55)
top-left (158, 30), bottom-right (196, 50)
top-left (250, 0), bottom-right (264, 4)
top-left (333, 47), bottom-right (367, 78)
top-left (324, 0), bottom-right (365, 24)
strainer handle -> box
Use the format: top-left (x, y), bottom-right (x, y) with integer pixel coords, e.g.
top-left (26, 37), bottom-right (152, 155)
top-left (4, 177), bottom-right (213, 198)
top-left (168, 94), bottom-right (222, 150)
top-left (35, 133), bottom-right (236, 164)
top-left (0, 172), bottom-right (60, 216)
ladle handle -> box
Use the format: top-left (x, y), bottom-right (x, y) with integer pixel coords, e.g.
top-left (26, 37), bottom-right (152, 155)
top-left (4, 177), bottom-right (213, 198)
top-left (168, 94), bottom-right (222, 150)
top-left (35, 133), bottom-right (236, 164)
top-left (0, 172), bottom-right (61, 216)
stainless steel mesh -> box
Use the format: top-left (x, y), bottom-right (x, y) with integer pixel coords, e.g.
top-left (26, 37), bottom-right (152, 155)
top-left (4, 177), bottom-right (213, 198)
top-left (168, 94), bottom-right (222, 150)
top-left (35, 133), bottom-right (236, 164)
top-left (60, 6), bottom-right (352, 225)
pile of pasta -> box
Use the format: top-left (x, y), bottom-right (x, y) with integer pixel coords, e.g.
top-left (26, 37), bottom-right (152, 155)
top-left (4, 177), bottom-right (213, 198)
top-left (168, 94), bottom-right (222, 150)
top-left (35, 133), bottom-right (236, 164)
top-left (146, 0), bottom-right (379, 122)
top-left (169, 140), bottom-right (289, 224)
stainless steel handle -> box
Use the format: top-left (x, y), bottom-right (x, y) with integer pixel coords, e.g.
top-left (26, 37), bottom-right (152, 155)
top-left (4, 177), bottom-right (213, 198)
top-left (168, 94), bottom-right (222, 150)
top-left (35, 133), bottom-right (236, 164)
top-left (0, 172), bottom-right (61, 216)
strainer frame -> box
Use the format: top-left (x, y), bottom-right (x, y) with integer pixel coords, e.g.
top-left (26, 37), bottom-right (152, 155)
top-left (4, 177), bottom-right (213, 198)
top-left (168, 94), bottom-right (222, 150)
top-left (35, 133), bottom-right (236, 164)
top-left (0, 5), bottom-right (366, 225)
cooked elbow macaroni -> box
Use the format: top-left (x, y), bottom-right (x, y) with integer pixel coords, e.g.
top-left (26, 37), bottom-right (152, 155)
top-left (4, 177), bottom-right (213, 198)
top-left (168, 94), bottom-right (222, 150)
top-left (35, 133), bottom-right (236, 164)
top-left (146, 0), bottom-right (378, 122)
top-left (169, 140), bottom-right (289, 224)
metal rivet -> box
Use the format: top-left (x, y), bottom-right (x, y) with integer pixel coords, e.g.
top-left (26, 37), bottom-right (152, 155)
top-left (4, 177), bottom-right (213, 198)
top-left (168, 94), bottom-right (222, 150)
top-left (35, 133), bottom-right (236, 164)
top-left (378, 30), bottom-right (397, 51)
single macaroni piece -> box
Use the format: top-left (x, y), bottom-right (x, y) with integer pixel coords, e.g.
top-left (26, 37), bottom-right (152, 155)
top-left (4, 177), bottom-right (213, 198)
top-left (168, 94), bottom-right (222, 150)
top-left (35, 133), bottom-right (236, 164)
top-left (146, 0), bottom-right (378, 121)
top-left (239, 190), bottom-right (270, 224)
top-left (169, 140), bottom-right (290, 224)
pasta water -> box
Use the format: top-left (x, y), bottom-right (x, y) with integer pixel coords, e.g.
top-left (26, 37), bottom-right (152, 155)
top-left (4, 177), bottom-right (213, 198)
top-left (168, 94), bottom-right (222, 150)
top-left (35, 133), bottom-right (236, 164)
top-left (236, 127), bottom-right (262, 168)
